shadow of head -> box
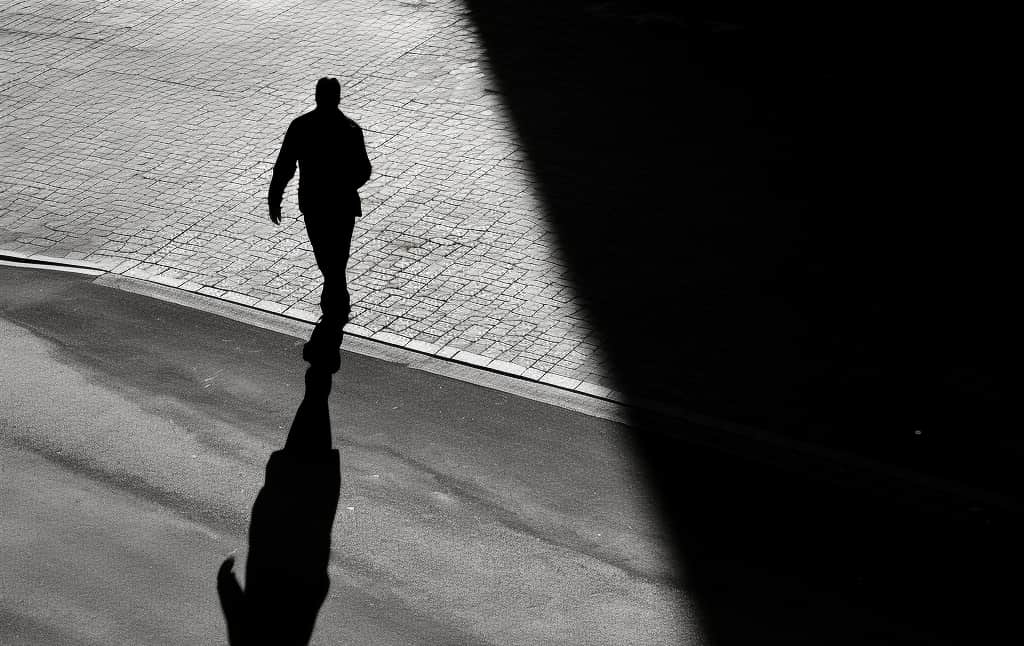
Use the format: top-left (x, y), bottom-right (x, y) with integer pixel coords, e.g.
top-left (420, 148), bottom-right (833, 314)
top-left (217, 366), bottom-right (341, 645)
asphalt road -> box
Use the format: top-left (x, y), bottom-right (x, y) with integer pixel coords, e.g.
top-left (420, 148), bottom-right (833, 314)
top-left (0, 264), bottom-right (691, 645)
top-left (1, 263), bottom-right (1017, 645)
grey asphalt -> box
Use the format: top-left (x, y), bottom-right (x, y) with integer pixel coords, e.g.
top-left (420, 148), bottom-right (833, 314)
top-left (0, 263), bottom-right (1016, 645)
top-left (0, 263), bottom-right (688, 645)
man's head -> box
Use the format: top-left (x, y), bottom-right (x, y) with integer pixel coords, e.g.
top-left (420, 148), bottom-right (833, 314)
top-left (315, 77), bottom-right (341, 108)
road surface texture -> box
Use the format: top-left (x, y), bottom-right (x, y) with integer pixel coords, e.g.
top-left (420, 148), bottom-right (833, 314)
top-left (3, 264), bottom-right (1021, 644)
top-left (0, 264), bottom-right (686, 645)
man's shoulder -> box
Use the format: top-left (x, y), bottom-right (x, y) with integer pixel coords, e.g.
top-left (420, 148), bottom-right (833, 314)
top-left (286, 110), bottom-right (364, 150)
top-left (290, 111), bottom-right (318, 128)
top-left (292, 110), bottom-right (361, 129)
top-left (338, 112), bottom-right (363, 132)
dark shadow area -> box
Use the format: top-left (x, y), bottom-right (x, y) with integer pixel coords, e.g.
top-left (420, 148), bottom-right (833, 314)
top-left (460, 0), bottom-right (1015, 491)
top-left (461, 1), bottom-right (1019, 642)
top-left (217, 363), bottom-right (341, 645)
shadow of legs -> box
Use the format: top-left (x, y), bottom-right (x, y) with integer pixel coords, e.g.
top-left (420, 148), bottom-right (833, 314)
top-left (217, 366), bottom-right (340, 645)
top-left (302, 320), bottom-right (344, 374)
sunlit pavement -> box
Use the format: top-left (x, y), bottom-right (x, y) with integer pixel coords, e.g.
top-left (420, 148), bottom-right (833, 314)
top-left (0, 0), bottom-right (607, 397)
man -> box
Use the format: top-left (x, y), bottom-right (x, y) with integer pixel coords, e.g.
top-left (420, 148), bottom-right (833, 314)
top-left (269, 77), bottom-right (371, 364)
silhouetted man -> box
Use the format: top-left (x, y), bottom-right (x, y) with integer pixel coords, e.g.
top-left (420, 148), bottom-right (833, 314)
top-left (269, 77), bottom-right (371, 357)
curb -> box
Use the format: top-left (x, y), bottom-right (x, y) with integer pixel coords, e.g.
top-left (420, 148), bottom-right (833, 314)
top-left (0, 251), bottom-right (106, 275)
top-left (0, 249), bottom-right (627, 419)
top-left (4, 250), bottom-right (1021, 517)
top-left (0, 249), bottom-right (620, 401)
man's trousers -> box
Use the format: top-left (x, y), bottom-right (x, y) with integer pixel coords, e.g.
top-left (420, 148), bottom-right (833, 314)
top-left (303, 212), bottom-right (355, 335)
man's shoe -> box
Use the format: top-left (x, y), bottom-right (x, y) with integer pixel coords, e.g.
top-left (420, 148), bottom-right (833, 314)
top-left (303, 329), bottom-right (342, 373)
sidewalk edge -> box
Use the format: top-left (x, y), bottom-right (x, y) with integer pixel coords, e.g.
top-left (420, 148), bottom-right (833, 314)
top-left (3, 252), bottom-right (1018, 516)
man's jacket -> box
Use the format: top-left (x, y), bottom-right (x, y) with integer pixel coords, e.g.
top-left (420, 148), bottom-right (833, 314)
top-left (269, 108), bottom-right (371, 216)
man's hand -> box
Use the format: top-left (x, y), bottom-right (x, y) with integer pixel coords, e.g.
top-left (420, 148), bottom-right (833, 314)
top-left (217, 556), bottom-right (246, 645)
top-left (269, 206), bottom-right (282, 226)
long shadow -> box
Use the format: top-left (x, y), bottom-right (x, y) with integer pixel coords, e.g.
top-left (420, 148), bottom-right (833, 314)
top-left (461, 1), bottom-right (1019, 643)
top-left (217, 363), bottom-right (340, 645)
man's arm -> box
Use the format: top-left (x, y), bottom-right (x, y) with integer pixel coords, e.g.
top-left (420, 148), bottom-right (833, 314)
top-left (352, 126), bottom-right (371, 190)
top-left (268, 123), bottom-right (299, 225)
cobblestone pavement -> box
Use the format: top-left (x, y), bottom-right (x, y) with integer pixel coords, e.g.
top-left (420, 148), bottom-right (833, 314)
top-left (0, 0), bottom-right (612, 397)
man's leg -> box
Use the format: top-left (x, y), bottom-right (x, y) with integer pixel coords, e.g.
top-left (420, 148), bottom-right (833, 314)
top-left (304, 217), bottom-right (329, 321)
top-left (302, 216), bottom-right (342, 371)
top-left (304, 214), bottom-right (354, 351)
top-left (317, 217), bottom-right (354, 334)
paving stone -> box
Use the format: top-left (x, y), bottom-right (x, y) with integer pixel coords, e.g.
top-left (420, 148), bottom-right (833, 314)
top-left (372, 331), bottom-right (410, 347)
top-left (255, 299), bottom-right (289, 315)
top-left (227, 293), bottom-right (259, 308)
top-left (452, 350), bottom-right (492, 368)
top-left (573, 381), bottom-right (614, 400)
top-left (404, 338), bottom-right (440, 355)
top-left (539, 373), bottom-right (582, 391)
top-left (435, 346), bottom-right (459, 360)
top-left (486, 359), bottom-right (528, 377)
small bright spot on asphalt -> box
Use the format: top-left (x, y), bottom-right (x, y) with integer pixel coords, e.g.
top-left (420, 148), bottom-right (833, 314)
top-left (431, 491), bottom-right (454, 505)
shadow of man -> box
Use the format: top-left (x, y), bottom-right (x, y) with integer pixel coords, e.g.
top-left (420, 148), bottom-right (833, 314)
top-left (216, 362), bottom-right (341, 645)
